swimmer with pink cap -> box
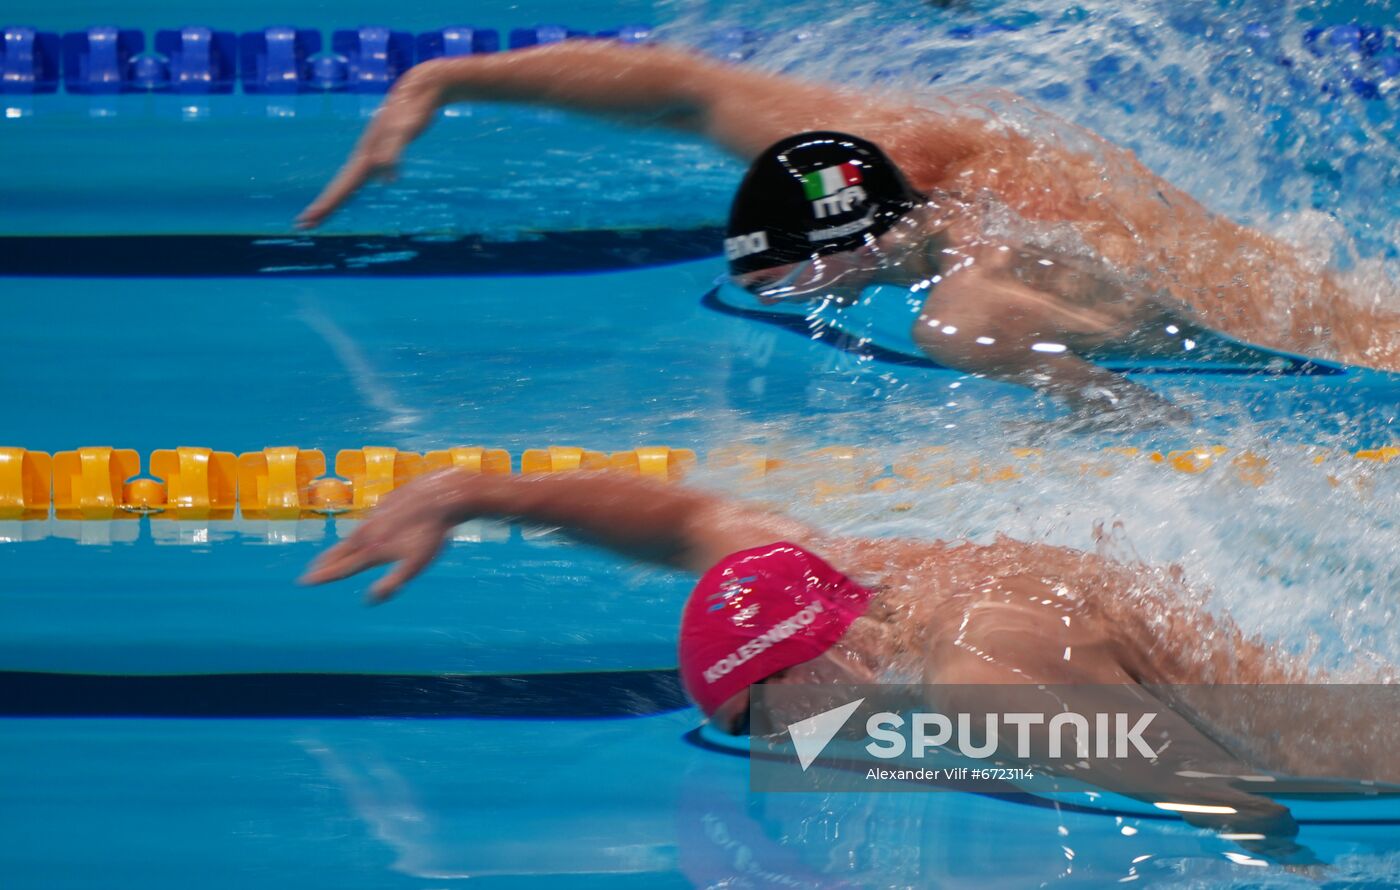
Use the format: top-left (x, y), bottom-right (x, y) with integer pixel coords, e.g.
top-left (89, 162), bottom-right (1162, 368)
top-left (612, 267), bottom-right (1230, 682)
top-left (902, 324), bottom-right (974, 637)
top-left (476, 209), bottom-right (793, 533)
top-left (303, 467), bottom-right (1356, 851)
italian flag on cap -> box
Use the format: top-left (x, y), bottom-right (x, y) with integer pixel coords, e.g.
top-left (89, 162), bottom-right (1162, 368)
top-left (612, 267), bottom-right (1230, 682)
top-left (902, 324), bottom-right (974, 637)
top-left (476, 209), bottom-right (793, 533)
top-left (801, 162), bottom-right (863, 199)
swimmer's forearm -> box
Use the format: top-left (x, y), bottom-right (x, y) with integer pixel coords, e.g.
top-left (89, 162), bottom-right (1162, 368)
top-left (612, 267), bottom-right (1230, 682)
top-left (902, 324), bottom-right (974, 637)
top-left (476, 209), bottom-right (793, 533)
top-left (408, 41), bottom-right (912, 161)
top-left (452, 472), bottom-right (707, 549)
top-left (1033, 356), bottom-right (1179, 413)
top-left (426, 472), bottom-right (725, 570)
top-left (412, 42), bottom-right (714, 127)
top-left (429, 470), bottom-right (817, 572)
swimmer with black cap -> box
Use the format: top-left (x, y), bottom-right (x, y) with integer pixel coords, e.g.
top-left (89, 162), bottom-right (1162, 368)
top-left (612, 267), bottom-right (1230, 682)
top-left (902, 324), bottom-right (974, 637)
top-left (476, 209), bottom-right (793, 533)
top-left (301, 467), bottom-right (1395, 864)
top-left (297, 39), bottom-right (1400, 403)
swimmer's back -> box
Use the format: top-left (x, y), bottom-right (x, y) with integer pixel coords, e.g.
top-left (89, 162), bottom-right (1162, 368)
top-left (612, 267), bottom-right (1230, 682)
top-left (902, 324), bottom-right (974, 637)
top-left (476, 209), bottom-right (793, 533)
top-left (831, 535), bottom-right (1302, 686)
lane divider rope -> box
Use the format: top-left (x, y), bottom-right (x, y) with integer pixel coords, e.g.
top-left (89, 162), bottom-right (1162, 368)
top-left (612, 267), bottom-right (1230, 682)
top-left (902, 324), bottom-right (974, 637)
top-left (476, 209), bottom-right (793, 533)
top-left (1, 23), bottom-right (1393, 100)
top-left (0, 443), bottom-right (1393, 522)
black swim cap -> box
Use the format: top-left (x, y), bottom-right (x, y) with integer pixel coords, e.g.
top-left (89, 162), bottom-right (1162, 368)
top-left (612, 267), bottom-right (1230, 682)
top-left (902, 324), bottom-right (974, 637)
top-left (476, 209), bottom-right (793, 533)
top-left (724, 131), bottom-right (923, 276)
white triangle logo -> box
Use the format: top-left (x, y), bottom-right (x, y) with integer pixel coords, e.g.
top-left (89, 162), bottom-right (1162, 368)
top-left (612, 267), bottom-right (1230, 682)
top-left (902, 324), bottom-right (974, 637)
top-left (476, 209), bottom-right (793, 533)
top-left (787, 698), bottom-right (865, 771)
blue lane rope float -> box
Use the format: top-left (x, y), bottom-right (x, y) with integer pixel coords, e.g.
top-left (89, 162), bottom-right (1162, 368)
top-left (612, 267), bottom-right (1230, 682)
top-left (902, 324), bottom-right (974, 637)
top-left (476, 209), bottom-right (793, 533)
top-left (333, 27), bottom-right (414, 93)
top-left (0, 21), bottom-right (1394, 98)
top-left (62, 26), bottom-right (145, 95)
top-left (0, 26), bottom-right (60, 93)
top-left (0, 443), bottom-right (1392, 523)
top-left (508, 25), bottom-right (587, 51)
top-left (416, 26), bottom-right (499, 62)
top-left (239, 26), bottom-right (320, 94)
top-left (154, 27), bottom-right (236, 93)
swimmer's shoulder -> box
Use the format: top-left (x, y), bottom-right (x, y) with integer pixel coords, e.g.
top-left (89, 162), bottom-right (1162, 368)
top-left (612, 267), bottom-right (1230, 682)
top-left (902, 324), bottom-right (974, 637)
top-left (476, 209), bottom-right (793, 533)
top-left (823, 536), bottom-right (959, 590)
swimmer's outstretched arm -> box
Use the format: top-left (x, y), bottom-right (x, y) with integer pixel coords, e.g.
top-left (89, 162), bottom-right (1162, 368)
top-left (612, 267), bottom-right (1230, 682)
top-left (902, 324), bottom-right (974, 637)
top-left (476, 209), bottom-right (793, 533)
top-left (297, 41), bottom-right (978, 228)
top-left (300, 469), bottom-right (816, 600)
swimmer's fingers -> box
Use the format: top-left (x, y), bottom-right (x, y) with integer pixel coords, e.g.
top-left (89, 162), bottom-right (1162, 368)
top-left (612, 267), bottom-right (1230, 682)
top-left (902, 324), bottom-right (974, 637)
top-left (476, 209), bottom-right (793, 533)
top-left (368, 542), bottom-right (443, 604)
top-left (296, 78), bottom-right (437, 229)
top-left (302, 518), bottom-right (446, 602)
top-left (299, 536), bottom-right (387, 586)
top-left (296, 151), bottom-right (387, 230)
top-left (296, 111), bottom-right (409, 228)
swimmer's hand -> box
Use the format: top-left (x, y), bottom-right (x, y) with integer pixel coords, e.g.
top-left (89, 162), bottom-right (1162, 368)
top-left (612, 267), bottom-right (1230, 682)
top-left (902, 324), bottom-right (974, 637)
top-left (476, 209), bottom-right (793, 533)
top-left (299, 472), bottom-right (461, 602)
top-left (296, 64), bottom-right (445, 230)
top-left (1185, 805), bottom-right (1324, 867)
top-left (1004, 386), bottom-right (1192, 442)
top-left (1058, 386), bottom-right (1193, 434)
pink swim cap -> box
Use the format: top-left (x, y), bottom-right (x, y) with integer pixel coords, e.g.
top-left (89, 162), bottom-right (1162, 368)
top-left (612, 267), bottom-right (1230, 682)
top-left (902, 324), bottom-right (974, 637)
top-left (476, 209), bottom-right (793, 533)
top-left (678, 542), bottom-right (875, 717)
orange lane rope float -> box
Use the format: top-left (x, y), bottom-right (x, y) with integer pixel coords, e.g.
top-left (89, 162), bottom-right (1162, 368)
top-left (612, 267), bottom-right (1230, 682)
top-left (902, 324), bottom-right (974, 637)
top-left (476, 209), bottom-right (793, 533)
top-left (0, 447), bottom-right (52, 520)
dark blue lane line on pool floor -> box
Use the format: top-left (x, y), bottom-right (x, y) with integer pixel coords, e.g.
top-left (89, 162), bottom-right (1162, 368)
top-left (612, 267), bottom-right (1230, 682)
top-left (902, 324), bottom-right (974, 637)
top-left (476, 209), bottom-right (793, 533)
top-left (0, 229), bottom-right (724, 277)
top-left (0, 668), bottom-right (689, 718)
top-left (7, 670), bottom-right (1396, 825)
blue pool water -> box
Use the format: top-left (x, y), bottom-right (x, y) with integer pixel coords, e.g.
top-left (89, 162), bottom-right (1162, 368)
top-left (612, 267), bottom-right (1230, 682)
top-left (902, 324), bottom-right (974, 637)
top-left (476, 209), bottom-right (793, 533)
top-left (3, 0), bottom-right (1399, 886)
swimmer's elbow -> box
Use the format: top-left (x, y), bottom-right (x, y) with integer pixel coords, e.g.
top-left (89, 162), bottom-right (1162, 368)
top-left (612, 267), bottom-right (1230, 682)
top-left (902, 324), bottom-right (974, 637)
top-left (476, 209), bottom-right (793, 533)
top-left (676, 499), bottom-right (752, 572)
top-left (679, 498), bottom-right (815, 574)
